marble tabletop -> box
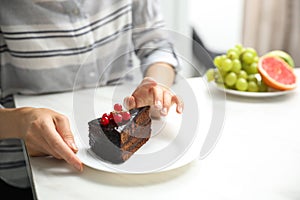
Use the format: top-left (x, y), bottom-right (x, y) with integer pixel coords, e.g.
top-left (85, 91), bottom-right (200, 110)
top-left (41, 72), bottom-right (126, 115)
top-left (14, 69), bottom-right (300, 200)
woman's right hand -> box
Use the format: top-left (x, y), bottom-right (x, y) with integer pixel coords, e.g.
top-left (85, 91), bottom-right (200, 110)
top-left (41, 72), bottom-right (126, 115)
top-left (0, 107), bottom-right (83, 172)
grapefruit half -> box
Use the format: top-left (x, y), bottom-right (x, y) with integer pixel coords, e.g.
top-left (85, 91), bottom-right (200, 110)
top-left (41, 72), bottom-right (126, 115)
top-left (258, 56), bottom-right (297, 91)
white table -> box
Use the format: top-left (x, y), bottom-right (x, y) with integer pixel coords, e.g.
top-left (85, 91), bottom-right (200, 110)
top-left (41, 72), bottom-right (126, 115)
top-left (14, 69), bottom-right (300, 200)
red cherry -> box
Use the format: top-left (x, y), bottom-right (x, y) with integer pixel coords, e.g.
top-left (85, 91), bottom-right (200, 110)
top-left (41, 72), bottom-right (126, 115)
top-left (113, 113), bottom-right (123, 124)
top-left (102, 113), bottom-right (109, 118)
top-left (114, 103), bottom-right (122, 112)
top-left (121, 111), bottom-right (131, 121)
top-left (108, 112), bottom-right (114, 120)
top-left (100, 116), bottom-right (109, 126)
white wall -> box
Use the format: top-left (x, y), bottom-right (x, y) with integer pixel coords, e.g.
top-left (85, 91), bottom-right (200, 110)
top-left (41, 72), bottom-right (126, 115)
top-left (160, 0), bottom-right (245, 77)
top-left (189, 0), bottom-right (244, 53)
top-left (160, 0), bottom-right (191, 36)
top-left (160, 0), bottom-right (195, 77)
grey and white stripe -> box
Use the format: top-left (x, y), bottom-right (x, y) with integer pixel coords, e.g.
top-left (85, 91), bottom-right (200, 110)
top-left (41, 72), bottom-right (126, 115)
top-left (0, 0), bottom-right (179, 99)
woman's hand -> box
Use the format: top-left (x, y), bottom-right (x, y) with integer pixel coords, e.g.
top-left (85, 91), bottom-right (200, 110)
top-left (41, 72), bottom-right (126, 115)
top-left (123, 77), bottom-right (183, 117)
top-left (0, 107), bottom-right (83, 172)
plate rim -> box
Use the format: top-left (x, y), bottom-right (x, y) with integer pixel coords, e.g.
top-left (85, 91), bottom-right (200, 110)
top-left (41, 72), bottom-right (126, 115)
top-left (211, 81), bottom-right (295, 97)
top-left (75, 108), bottom-right (203, 174)
top-left (76, 131), bottom-right (202, 174)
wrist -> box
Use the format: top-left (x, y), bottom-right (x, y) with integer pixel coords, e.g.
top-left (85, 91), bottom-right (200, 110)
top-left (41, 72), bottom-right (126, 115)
top-left (145, 62), bottom-right (175, 87)
top-left (0, 107), bottom-right (29, 139)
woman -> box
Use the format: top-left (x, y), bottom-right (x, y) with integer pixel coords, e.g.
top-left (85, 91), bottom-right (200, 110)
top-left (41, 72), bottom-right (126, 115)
top-left (0, 0), bottom-right (183, 171)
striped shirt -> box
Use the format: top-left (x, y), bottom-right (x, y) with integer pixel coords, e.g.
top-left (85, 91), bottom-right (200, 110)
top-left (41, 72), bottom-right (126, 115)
top-left (0, 138), bottom-right (31, 189)
top-left (0, 0), bottom-right (179, 99)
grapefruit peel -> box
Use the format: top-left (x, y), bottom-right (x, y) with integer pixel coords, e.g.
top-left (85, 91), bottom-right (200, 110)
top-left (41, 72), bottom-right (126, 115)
top-left (266, 50), bottom-right (295, 68)
top-left (258, 55), bottom-right (297, 91)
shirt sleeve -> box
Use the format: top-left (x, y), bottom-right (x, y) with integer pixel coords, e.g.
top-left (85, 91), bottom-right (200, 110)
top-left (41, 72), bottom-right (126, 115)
top-left (0, 95), bottom-right (15, 108)
top-left (131, 0), bottom-right (181, 75)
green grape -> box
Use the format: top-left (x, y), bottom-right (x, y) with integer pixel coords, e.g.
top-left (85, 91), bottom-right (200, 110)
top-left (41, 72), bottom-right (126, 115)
top-left (248, 81), bottom-right (259, 92)
top-left (215, 70), bottom-right (224, 84)
top-left (219, 69), bottom-right (228, 78)
top-left (221, 58), bottom-right (233, 72)
top-left (247, 62), bottom-right (258, 74)
top-left (253, 56), bottom-right (259, 63)
top-left (225, 84), bottom-right (235, 90)
top-left (244, 47), bottom-right (258, 57)
top-left (216, 76), bottom-right (224, 84)
top-left (247, 74), bottom-right (258, 83)
top-left (234, 43), bottom-right (244, 53)
top-left (205, 68), bottom-right (215, 82)
top-left (231, 59), bottom-right (242, 73)
top-left (213, 56), bottom-right (223, 68)
top-left (241, 52), bottom-right (254, 64)
top-left (221, 54), bottom-right (227, 59)
top-left (258, 81), bottom-right (268, 92)
top-left (235, 78), bottom-right (248, 91)
top-left (215, 44), bottom-right (264, 93)
top-left (225, 72), bottom-right (237, 87)
top-left (238, 70), bottom-right (248, 79)
top-left (242, 63), bottom-right (250, 72)
top-left (227, 48), bottom-right (239, 60)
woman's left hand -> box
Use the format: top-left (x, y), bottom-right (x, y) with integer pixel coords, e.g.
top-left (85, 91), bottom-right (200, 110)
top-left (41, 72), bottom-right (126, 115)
top-left (123, 77), bottom-right (183, 117)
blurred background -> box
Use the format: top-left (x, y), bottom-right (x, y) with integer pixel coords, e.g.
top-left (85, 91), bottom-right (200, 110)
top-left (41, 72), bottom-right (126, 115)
top-left (160, 0), bottom-right (300, 77)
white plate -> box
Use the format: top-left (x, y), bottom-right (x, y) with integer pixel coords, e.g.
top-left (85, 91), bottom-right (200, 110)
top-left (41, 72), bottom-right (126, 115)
top-left (72, 79), bottom-right (209, 174)
top-left (14, 78), bottom-right (211, 174)
top-left (211, 82), bottom-right (296, 97)
top-left (75, 107), bottom-right (203, 174)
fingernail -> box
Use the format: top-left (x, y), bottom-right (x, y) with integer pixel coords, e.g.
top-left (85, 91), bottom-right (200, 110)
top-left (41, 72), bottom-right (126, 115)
top-left (67, 141), bottom-right (78, 152)
top-left (71, 142), bottom-right (78, 151)
top-left (160, 107), bottom-right (168, 115)
top-left (178, 106), bottom-right (183, 113)
top-left (155, 100), bottom-right (162, 110)
top-left (74, 163), bottom-right (83, 172)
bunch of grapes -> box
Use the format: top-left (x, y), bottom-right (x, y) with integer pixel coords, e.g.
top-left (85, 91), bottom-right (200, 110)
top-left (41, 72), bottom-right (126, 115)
top-left (206, 44), bottom-right (268, 92)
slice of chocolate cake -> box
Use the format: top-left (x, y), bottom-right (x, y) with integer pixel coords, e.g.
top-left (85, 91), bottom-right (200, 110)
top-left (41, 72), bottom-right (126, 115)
top-left (88, 105), bottom-right (151, 164)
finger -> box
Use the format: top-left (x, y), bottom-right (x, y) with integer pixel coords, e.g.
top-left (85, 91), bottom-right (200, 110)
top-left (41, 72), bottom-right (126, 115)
top-left (54, 114), bottom-right (78, 153)
top-left (42, 122), bottom-right (83, 171)
top-left (152, 86), bottom-right (163, 110)
top-left (26, 134), bottom-right (61, 159)
top-left (123, 96), bottom-right (136, 110)
top-left (150, 106), bottom-right (161, 119)
top-left (25, 128), bottom-right (63, 159)
top-left (172, 95), bottom-right (184, 114)
top-left (160, 90), bottom-right (173, 116)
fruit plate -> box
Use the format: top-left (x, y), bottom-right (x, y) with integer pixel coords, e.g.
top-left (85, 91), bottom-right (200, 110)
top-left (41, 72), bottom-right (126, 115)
top-left (211, 81), bottom-right (296, 97)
